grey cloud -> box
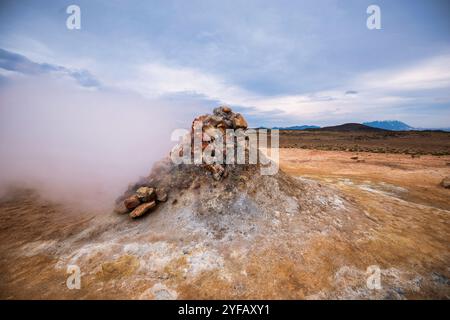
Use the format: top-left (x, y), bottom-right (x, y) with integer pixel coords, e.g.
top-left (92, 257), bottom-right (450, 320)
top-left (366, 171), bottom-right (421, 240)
top-left (0, 48), bottom-right (100, 88)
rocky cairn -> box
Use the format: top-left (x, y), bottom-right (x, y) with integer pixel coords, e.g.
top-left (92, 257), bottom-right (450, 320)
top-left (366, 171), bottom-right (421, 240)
top-left (184, 106), bottom-right (248, 181)
top-left (115, 106), bottom-right (250, 219)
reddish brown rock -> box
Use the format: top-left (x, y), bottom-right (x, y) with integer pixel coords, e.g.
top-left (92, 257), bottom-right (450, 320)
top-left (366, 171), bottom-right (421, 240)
top-left (191, 114), bottom-right (210, 129)
top-left (232, 113), bottom-right (248, 129)
top-left (222, 106), bottom-right (231, 113)
top-left (124, 195), bottom-right (140, 210)
top-left (129, 201), bottom-right (156, 218)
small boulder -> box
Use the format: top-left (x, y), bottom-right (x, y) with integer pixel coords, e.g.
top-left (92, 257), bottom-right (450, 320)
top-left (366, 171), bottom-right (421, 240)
top-left (213, 106), bottom-right (228, 117)
top-left (124, 195), bottom-right (140, 210)
top-left (440, 177), bottom-right (450, 188)
top-left (222, 118), bottom-right (233, 128)
top-left (192, 114), bottom-right (210, 127)
top-left (232, 113), bottom-right (248, 129)
top-left (209, 115), bottom-right (225, 126)
top-left (129, 201), bottom-right (156, 218)
top-left (222, 106), bottom-right (231, 113)
top-left (136, 187), bottom-right (156, 202)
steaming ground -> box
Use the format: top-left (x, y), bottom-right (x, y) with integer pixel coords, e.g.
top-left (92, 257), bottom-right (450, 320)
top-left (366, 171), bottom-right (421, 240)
top-left (0, 75), bottom-right (211, 211)
top-left (0, 150), bottom-right (449, 299)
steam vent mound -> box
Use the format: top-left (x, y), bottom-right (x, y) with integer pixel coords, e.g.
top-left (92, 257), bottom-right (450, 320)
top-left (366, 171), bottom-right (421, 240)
top-left (115, 105), bottom-right (281, 219)
top-left (11, 106), bottom-right (446, 299)
top-left (86, 106), bottom-right (368, 299)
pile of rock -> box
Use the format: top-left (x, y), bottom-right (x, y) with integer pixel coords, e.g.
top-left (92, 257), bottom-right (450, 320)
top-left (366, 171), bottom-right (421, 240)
top-left (115, 186), bottom-right (167, 218)
top-left (116, 106), bottom-right (250, 218)
top-left (188, 106), bottom-right (248, 181)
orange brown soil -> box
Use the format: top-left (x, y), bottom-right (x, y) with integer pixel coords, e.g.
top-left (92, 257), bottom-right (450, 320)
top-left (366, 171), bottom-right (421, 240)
top-left (0, 149), bottom-right (449, 299)
top-left (280, 148), bottom-right (450, 210)
top-left (279, 149), bottom-right (450, 298)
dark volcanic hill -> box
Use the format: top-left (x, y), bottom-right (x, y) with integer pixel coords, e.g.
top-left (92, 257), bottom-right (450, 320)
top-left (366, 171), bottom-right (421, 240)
top-left (273, 125), bottom-right (320, 130)
top-left (307, 123), bottom-right (388, 132)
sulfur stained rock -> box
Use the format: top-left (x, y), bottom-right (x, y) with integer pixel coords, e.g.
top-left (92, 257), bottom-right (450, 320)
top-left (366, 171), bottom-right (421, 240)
top-left (136, 186), bottom-right (156, 203)
top-left (129, 201), bottom-right (156, 218)
top-left (124, 195), bottom-right (140, 210)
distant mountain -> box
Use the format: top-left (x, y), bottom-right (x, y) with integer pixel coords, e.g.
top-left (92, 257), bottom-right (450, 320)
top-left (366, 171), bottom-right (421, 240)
top-left (363, 120), bottom-right (413, 131)
top-left (273, 125), bottom-right (320, 130)
top-left (308, 123), bottom-right (387, 132)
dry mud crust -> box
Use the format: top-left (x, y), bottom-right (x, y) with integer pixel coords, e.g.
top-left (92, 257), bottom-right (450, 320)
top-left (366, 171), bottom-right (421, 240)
top-left (279, 148), bottom-right (450, 299)
top-left (277, 130), bottom-right (450, 155)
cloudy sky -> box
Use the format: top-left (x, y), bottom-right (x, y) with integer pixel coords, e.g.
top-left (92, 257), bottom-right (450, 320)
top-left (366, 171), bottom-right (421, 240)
top-left (0, 0), bottom-right (449, 127)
